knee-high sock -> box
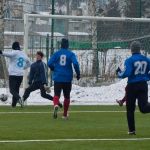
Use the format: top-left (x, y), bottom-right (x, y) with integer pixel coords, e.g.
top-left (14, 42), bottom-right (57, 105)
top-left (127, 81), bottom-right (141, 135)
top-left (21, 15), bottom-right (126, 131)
top-left (63, 99), bottom-right (70, 117)
top-left (53, 96), bottom-right (59, 106)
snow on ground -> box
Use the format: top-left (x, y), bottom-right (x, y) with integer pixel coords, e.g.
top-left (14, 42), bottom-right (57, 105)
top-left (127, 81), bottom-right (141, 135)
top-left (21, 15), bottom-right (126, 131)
top-left (4, 78), bottom-right (150, 105)
top-left (0, 79), bottom-right (128, 106)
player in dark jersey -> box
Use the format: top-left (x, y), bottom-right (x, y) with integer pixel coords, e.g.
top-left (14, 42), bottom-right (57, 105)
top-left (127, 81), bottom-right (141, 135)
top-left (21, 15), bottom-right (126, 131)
top-left (22, 51), bottom-right (62, 108)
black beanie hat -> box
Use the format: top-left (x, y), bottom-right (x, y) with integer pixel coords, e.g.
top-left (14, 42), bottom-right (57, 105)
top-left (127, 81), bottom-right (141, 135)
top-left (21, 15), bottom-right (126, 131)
top-left (130, 41), bottom-right (141, 53)
top-left (61, 38), bottom-right (69, 49)
top-left (12, 42), bottom-right (21, 50)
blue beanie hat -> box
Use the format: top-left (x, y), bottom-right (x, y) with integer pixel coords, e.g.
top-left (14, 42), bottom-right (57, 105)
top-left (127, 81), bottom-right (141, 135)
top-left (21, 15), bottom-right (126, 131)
top-left (61, 38), bottom-right (69, 49)
top-left (12, 42), bottom-right (21, 50)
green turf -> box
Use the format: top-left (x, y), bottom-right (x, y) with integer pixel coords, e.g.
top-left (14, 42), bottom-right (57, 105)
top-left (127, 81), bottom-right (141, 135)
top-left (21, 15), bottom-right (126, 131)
top-left (0, 105), bottom-right (150, 150)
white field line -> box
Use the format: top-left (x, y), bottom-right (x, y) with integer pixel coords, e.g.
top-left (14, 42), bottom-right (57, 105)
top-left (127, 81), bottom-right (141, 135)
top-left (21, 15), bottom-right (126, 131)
top-left (0, 110), bottom-right (131, 114)
top-left (0, 138), bottom-right (150, 143)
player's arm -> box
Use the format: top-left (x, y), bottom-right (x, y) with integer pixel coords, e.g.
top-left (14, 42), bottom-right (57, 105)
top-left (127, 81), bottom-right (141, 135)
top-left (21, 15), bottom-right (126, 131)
top-left (71, 53), bottom-right (80, 80)
top-left (147, 58), bottom-right (150, 79)
top-left (48, 54), bottom-right (56, 71)
top-left (28, 65), bottom-right (35, 85)
top-left (0, 50), bottom-right (16, 58)
top-left (41, 62), bottom-right (47, 85)
top-left (117, 59), bottom-right (133, 78)
top-left (24, 57), bottom-right (32, 70)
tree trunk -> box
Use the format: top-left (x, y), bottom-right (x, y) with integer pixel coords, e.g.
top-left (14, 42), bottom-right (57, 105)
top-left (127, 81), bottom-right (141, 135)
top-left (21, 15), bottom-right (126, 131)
top-left (88, 0), bottom-right (98, 77)
top-left (0, 0), bottom-right (8, 80)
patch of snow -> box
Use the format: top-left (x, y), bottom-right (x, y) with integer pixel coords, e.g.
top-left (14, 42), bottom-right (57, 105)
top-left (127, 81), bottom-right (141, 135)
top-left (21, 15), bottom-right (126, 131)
top-left (0, 79), bottom-right (128, 105)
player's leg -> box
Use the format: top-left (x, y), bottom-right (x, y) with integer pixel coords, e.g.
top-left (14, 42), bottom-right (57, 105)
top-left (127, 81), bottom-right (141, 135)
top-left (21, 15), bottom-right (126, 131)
top-left (40, 85), bottom-right (63, 108)
top-left (137, 82), bottom-right (150, 113)
top-left (40, 84), bottom-right (53, 100)
top-left (9, 76), bottom-right (21, 107)
top-left (53, 82), bottom-right (62, 119)
top-left (22, 82), bottom-right (39, 102)
top-left (15, 76), bottom-right (23, 107)
top-left (12, 96), bottom-right (16, 107)
top-left (62, 82), bottom-right (72, 119)
top-left (116, 85), bottom-right (128, 106)
top-left (126, 83), bottom-right (136, 134)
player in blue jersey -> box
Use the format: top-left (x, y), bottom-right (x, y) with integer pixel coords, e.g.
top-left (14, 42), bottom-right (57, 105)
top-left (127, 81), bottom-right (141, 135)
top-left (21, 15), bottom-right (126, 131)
top-left (48, 38), bottom-right (80, 119)
top-left (116, 41), bottom-right (150, 135)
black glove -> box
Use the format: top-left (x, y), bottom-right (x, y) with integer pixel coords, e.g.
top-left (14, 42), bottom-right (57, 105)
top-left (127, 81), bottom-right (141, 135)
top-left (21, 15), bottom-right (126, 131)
top-left (76, 74), bottom-right (80, 80)
top-left (0, 50), bottom-right (2, 55)
top-left (116, 67), bottom-right (121, 75)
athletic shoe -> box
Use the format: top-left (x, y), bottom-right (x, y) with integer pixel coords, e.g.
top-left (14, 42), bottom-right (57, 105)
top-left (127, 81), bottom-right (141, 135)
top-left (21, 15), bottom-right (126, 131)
top-left (58, 103), bottom-right (63, 108)
top-left (128, 131), bottom-right (136, 135)
top-left (53, 105), bottom-right (58, 119)
top-left (62, 115), bottom-right (69, 120)
top-left (18, 98), bottom-right (24, 108)
top-left (116, 99), bottom-right (123, 106)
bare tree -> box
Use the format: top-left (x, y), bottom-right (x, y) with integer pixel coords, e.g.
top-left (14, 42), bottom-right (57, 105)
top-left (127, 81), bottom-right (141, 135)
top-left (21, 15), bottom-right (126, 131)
top-left (88, 0), bottom-right (98, 77)
top-left (0, 0), bottom-right (8, 82)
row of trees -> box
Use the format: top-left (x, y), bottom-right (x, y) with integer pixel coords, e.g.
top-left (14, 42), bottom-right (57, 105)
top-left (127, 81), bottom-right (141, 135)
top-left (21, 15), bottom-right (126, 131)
top-left (101, 0), bottom-right (150, 18)
top-left (54, 0), bottom-right (150, 18)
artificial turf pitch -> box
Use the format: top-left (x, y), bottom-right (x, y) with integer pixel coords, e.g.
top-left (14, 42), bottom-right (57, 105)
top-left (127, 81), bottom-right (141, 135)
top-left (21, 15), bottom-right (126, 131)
top-left (0, 105), bottom-right (150, 150)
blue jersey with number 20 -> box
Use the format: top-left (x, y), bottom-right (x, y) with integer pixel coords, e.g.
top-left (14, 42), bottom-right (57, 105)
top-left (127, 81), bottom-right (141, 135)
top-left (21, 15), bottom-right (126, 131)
top-left (48, 48), bottom-right (80, 82)
top-left (118, 53), bottom-right (150, 83)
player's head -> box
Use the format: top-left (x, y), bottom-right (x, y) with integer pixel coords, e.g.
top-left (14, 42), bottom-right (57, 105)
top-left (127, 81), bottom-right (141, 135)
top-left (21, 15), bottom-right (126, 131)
top-left (130, 41), bottom-right (141, 54)
top-left (12, 41), bottom-right (21, 50)
top-left (61, 38), bottom-right (69, 49)
top-left (36, 51), bottom-right (44, 60)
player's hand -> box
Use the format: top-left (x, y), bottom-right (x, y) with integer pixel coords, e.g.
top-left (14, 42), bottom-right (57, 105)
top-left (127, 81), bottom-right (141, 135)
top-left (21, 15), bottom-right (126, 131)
top-left (116, 67), bottom-right (121, 75)
top-left (0, 50), bottom-right (2, 55)
top-left (44, 84), bottom-right (51, 93)
top-left (76, 74), bottom-right (80, 80)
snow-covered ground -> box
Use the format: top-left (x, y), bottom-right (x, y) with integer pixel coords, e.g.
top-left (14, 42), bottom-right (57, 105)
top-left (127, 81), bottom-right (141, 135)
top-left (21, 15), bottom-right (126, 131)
top-left (0, 79), bottom-right (127, 106)
top-left (1, 78), bottom-right (150, 106)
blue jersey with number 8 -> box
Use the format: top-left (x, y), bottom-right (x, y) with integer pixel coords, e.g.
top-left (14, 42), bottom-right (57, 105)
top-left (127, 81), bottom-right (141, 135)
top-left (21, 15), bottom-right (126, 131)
top-left (118, 53), bottom-right (150, 83)
top-left (48, 48), bottom-right (80, 82)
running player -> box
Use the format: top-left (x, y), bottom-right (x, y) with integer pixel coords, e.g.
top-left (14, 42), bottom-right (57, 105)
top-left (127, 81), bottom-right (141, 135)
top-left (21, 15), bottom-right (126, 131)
top-left (116, 41), bottom-right (150, 135)
top-left (48, 38), bottom-right (80, 119)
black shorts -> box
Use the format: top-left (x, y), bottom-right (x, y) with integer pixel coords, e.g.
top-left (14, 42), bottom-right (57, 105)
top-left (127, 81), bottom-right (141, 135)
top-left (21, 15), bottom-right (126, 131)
top-left (54, 82), bottom-right (72, 99)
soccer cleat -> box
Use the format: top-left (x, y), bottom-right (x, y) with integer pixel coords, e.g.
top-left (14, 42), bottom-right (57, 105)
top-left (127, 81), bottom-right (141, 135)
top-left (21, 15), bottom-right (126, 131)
top-left (53, 105), bottom-right (58, 119)
top-left (116, 99), bottom-right (123, 106)
top-left (58, 102), bottom-right (63, 108)
top-left (128, 131), bottom-right (136, 135)
top-left (18, 98), bottom-right (24, 108)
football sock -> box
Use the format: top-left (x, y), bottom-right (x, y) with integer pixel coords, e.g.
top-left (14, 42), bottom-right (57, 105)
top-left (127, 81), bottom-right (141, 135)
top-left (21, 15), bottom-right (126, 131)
top-left (63, 99), bottom-right (70, 117)
top-left (53, 96), bottom-right (59, 106)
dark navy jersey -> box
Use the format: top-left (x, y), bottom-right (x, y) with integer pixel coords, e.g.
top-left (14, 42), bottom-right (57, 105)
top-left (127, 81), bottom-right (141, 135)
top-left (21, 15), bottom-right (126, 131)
top-left (48, 48), bottom-right (80, 82)
top-left (118, 53), bottom-right (150, 83)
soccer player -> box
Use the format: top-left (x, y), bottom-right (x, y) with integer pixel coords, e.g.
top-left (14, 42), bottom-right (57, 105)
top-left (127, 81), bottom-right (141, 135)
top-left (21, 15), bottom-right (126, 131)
top-left (48, 38), bottom-right (80, 119)
top-left (116, 41), bottom-right (150, 135)
top-left (0, 41), bottom-right (31, 107)
top-left (22, 51), bottom-right (62, 107)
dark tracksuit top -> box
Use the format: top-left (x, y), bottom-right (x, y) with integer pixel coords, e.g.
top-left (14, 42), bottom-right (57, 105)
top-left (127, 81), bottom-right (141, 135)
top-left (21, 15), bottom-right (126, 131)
top-left (29, 60), bottom-right (47, 85)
